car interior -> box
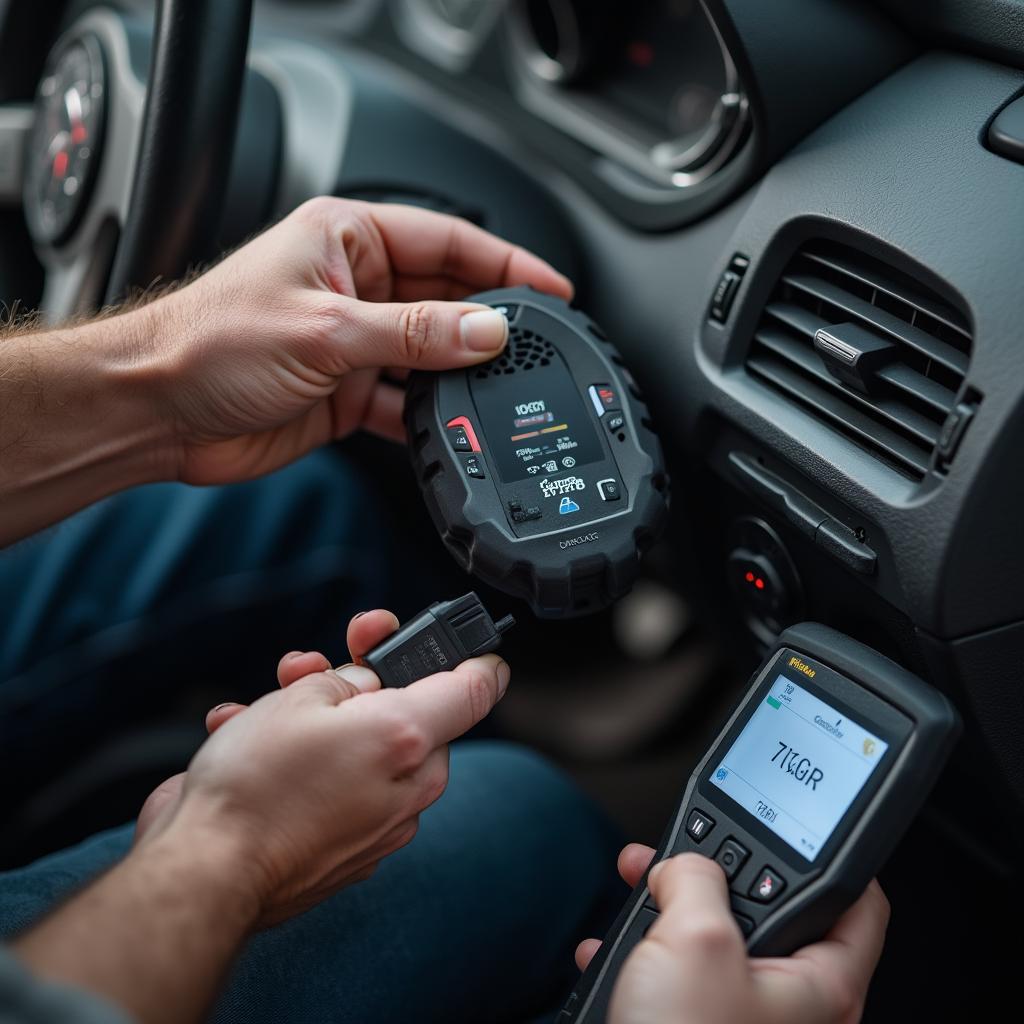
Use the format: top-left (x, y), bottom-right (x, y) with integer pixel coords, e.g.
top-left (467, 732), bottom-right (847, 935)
top-left (1, 0), bottom-right (1022, 1019)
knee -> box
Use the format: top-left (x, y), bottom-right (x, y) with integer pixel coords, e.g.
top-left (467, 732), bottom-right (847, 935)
top-left (446, 741), bottom-right (620, 870)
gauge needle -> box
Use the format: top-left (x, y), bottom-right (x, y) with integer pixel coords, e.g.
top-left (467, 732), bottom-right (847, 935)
top-left (46, 130), bottom-right (70, 179)
top-left (64, 86), bottom-right (88, 144)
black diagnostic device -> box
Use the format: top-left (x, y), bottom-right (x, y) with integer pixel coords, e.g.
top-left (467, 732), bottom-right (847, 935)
top-left (363, 592), bottom-right (514, 688)
top-left (405, 288), bottom-right (669, 618)
top-left (562, 623), bottom-right (960, 1023)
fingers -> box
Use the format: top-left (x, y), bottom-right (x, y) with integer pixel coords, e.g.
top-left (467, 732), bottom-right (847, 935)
top-left (347, 609), bottom-right (401, 661)
top-left (206, 702), bottom-right (247, 733)
top-left (364, 203), bottom-right (574, 298)
top-left (789, 880), bottom-right (890, 1004)
top-left (278, 650), bottom-right (332, 687)
top-left (134, 773), bottom-right (187, 845)
top-left (575, 938), bottom-right (602, 972)
top-left (619, 843), bottom-right (657, 889)
top-left (333, 297), bottom-right (510, 373)
top-left (396, 654), bottom-right (511, 747)
top-left (570, 843), bottom-right (655, 974)
top-left (359, 380), bottom-right (406, 444)
top-left (645, 854), bottom-right (746, 960)
top-left (287, 664), bottom-right (382, 706)
top-left (410, 746), bottom-right (451, 811)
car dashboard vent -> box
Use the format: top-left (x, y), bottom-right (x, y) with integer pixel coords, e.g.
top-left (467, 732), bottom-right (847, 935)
top-left (744, 242), bottom-right (972, 480)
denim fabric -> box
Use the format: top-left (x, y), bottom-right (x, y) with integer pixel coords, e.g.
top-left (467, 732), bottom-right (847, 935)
top-left (0, 742), bottom-right (621, 1024)
top-left (0, 450), bottom-right (398, 824)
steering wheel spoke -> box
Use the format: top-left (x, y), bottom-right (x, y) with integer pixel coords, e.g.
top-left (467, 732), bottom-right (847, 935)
top-left (0, 103), bottom-right (33, 207)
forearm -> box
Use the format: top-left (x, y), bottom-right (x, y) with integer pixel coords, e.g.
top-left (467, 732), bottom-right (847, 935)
top-left (0, 303), bottom-right (179, 545)
top-left (13, 805), bottom-right (261, 1024)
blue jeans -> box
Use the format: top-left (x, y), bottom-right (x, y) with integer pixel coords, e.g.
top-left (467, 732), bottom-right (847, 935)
top-left (0, 452), bottom-right (621, 1021)
top-left (0, 742), bottom-right (618, 1024)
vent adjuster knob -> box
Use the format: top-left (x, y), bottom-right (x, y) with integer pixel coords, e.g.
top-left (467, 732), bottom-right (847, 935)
top-left (813, 323), bottom-right (896, 396)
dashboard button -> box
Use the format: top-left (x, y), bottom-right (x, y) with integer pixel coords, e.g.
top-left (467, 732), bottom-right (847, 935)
top-left (710, 270), bottom-right (741, 322)
top-left (598, 478), bottom-right (621, 502)
top-left (749, 867), bottom-right (786, 903)
top-left (814, 518), bottom-right (876, 575)
top-left (686, 809), bottom-right (715, 843)
top-left (714, 838), bottom-right (749, 880)
top-left (464, 456), bottom-right (485, 479)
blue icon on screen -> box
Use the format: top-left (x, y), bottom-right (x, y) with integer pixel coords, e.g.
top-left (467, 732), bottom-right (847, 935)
top-left (715, 768), bottom-right (729, 781)
top-left (559, 497), bottom-right (581, 515)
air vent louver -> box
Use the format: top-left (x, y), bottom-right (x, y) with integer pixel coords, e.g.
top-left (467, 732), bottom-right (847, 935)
top-left (744, 242), bottom-right (972, 480)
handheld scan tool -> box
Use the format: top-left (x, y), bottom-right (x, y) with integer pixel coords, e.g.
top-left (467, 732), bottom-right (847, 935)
top-left (561, 623), bottom-right (960, 1023)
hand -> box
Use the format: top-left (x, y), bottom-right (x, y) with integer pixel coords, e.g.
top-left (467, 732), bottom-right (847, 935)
top-left (135, 610), bottom-right (404, 839)
top-left (151, 197), bottom-right (573, 484)
top-left (136, 609), bottom-right (510, 926)
top-left (577, 845), bottom-right (889, 1024)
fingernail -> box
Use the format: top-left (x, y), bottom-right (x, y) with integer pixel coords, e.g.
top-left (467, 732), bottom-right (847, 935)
top-left (334, 663), bottom-right (379, 692)
top-left (648, 861), bottom-right (664, 887)
top-left (460, 309), bottom-right (509, 352)
top-left (283, 651), bottom-right (304, 662)
top-left (352, 611), bottom-right (367, 620)
top-left (496, 659), bottom-right (511, 698)
top-left (211, 702), bottom-right (236, 713)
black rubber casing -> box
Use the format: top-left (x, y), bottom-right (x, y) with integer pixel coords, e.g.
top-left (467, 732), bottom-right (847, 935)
top-left (405, 288), bottom-right (669, 618)
top-left (564, 623), bottom-right (961, 1023)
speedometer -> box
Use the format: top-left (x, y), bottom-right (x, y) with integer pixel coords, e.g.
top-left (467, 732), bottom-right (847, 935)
top-left (23, 34), bottom-right (106, 246)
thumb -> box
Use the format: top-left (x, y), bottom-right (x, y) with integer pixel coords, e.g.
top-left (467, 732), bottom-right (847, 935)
top-left (333, 298), bottom-right (509, 371)
top-left (289, 664), bottom-right (382, 706)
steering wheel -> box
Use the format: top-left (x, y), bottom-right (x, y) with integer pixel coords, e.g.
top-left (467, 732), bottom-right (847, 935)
top-left (15, 0), bottom-right (252, 319)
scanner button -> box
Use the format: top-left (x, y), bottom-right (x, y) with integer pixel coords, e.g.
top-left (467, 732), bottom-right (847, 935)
top-left (686, 809), bottom-right (715, 844)
top-left (448, 426), bottom-right (471, 452)
top-left (589, 384), bottom-right (618, 416)
top-left (714, 838), bottom-right (749, 880)
top-left (733, 912), bottom-right (755, 937)
top-left (464, 456), bottom-right (485, 479)
top-left (749, 867), bottom-right (786, 903)
top-left (598, 478), bottom-right (621, 502)
top-left (606, 411), bottom-right (626, 433)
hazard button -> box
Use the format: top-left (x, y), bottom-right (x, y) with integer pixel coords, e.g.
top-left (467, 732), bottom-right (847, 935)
top-left (749, 867), bottom-right (786, 903)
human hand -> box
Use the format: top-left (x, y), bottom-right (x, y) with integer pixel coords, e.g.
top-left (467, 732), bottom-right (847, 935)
top-left (149, 197), bottom-right (572, 484)
top-left (136, 609), bottom-right (510, 926)
top-left (577, 845), bottom-right (889, 1024)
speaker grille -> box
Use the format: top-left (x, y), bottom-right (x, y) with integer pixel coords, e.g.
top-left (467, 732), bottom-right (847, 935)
top-left (473, 326), bottom-right (555, 378)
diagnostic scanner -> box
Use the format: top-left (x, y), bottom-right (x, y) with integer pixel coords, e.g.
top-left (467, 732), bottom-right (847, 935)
top-left (562, 623), bottom-right (961, 1023)
top-left (405, 287), bottom-right (669, 618)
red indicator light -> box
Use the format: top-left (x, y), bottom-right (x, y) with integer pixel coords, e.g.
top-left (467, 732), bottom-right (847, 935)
top-left (627, 41), bottom-right (655, 68)
top-left (53, 150), bottom-right (68, 179)
top-left (745, 571), bottom-right (754, 583)
top-left (755, 578), bottom-right (765, 590)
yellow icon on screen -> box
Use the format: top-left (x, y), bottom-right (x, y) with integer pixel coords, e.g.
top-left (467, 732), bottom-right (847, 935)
top-left (863, 739), bottom-right (876, 756)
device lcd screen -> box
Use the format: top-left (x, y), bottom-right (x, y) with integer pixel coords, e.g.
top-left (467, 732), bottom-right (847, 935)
top-left (471, 357), bottom-right (604, 483)
top-left (709, 675), bottom-right (889, 862)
